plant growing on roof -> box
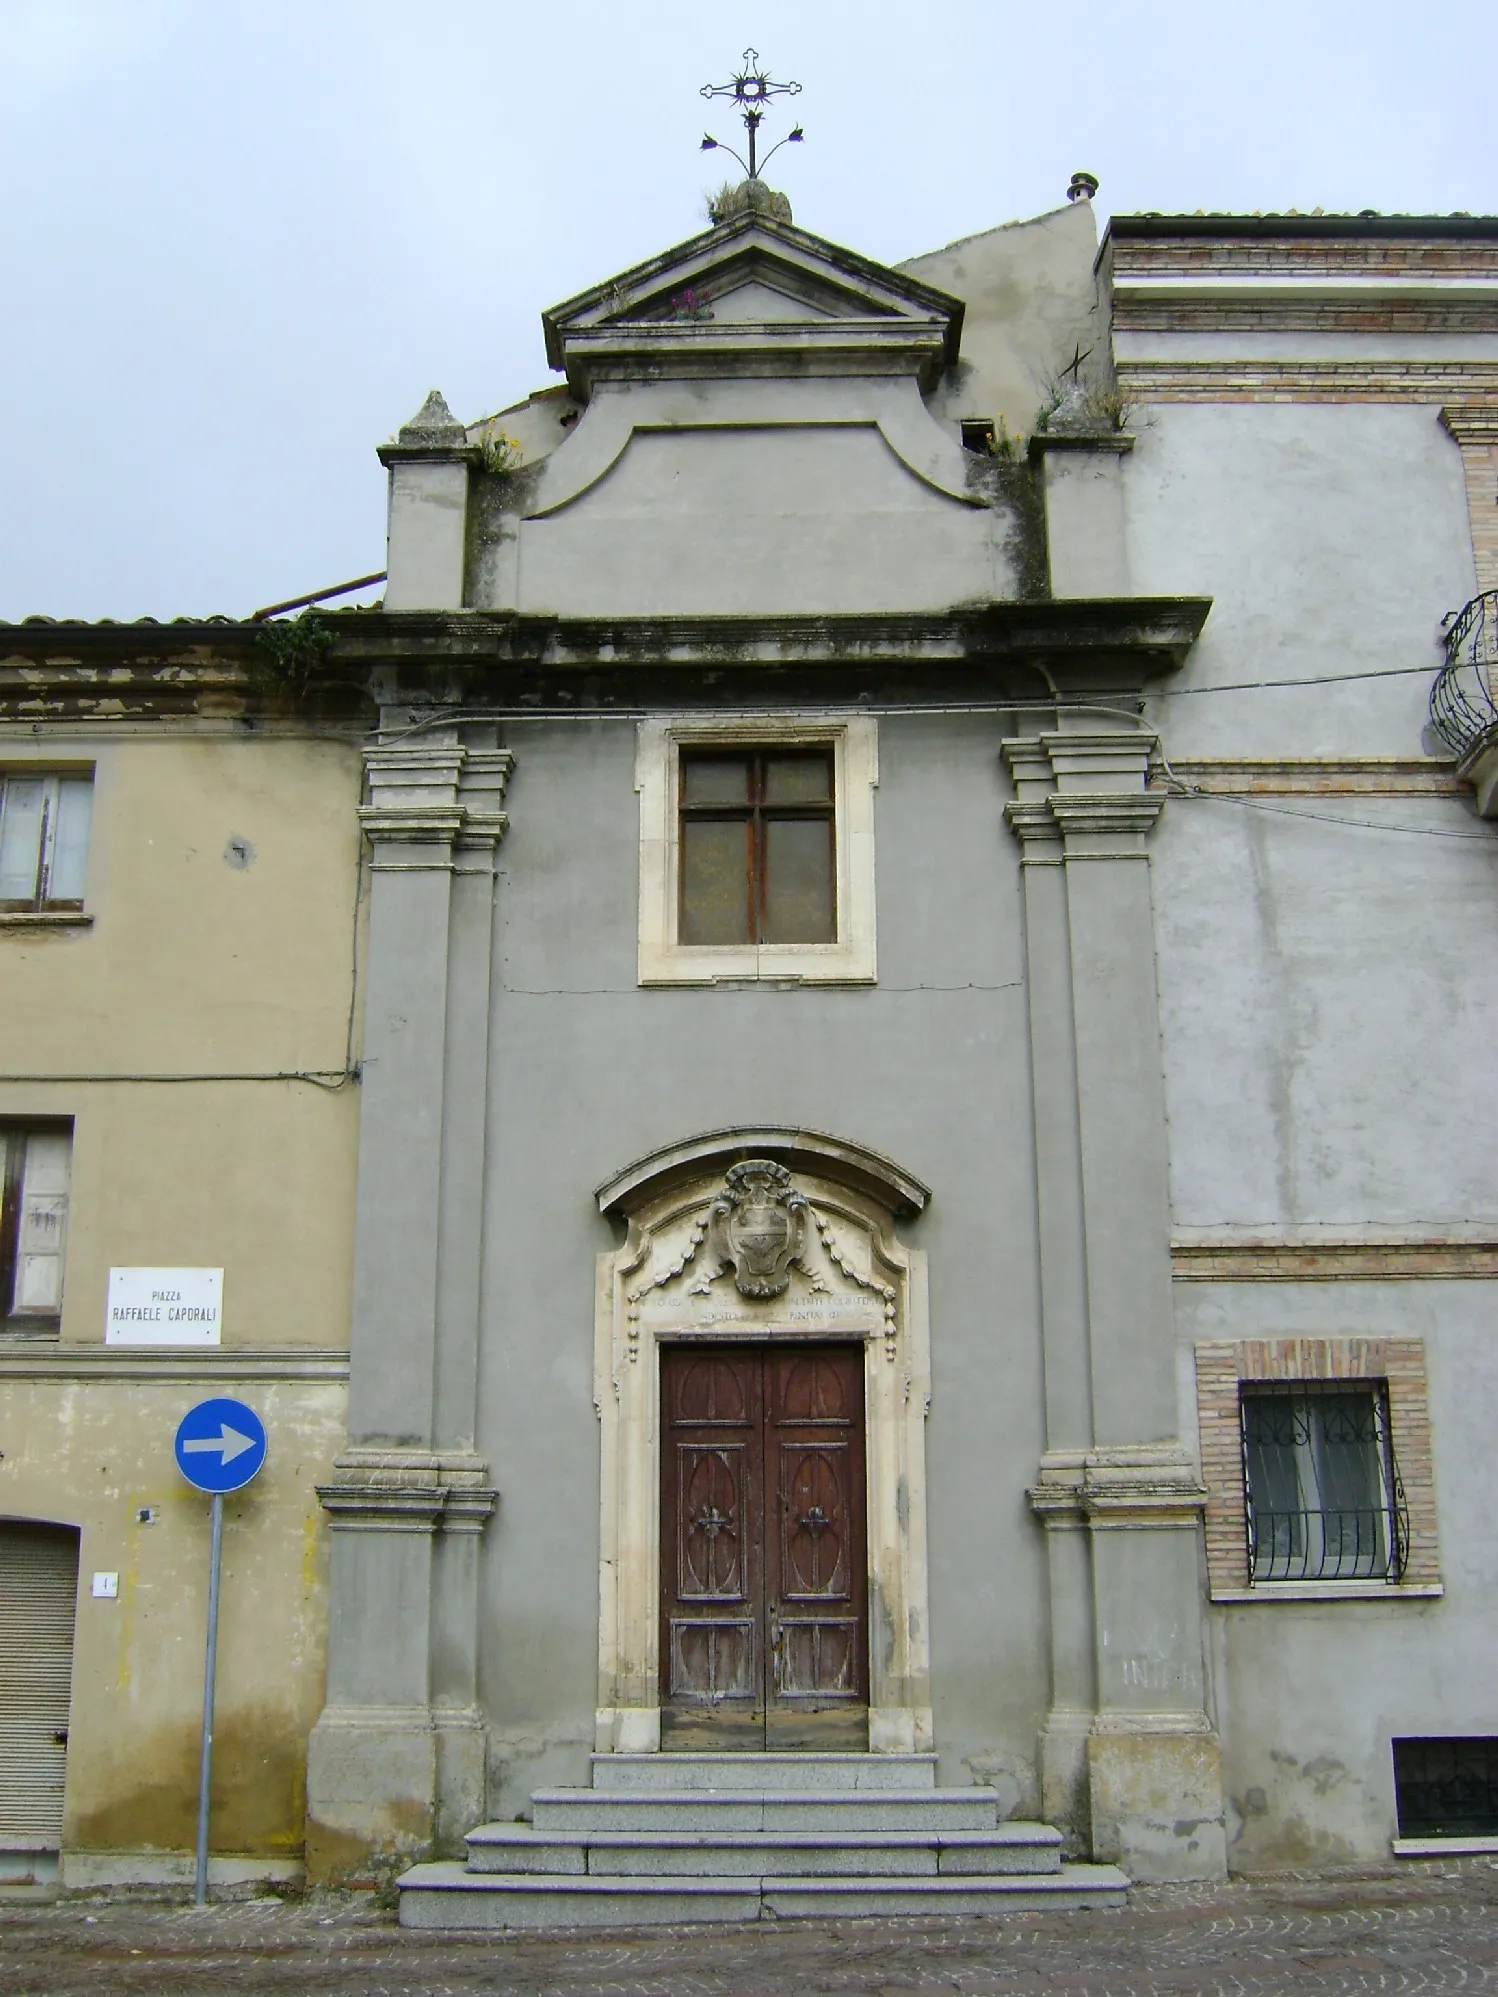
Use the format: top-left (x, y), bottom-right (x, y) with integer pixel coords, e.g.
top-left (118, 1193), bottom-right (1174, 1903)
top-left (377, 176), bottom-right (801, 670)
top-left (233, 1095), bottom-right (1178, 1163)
top-left (475, 425), bottom-right (526, 477)
top-left (666, 286), bottom-right (714, 321)
top-left (253, 609), bottom-right (335, 690)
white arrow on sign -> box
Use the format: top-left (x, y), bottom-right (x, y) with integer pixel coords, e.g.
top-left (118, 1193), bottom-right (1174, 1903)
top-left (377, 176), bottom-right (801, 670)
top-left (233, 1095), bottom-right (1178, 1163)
top-left (181, 1423), bottom-right (257, 1466)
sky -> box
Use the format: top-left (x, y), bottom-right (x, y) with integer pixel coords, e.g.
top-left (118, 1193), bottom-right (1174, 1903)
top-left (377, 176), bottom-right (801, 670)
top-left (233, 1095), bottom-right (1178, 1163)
top-left (0, 0), bottom-right (1493, 623)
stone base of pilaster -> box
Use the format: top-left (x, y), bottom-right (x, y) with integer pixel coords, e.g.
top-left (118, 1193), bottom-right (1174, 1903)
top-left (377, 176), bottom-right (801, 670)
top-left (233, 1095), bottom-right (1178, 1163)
top-left (433, 1710), bottom-right (489, 1858)
top-left (1038, 1708), bottom-right (1094, 1852)
top-left (1088, 1721), bottom-right (1227, 1882)
top-left (305, 1707), bottom-right (439, 1886)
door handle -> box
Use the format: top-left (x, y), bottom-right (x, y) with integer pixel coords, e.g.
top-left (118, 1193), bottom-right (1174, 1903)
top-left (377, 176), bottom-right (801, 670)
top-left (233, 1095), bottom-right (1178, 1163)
top-left (54, 1728), bottom-right (68, 1746)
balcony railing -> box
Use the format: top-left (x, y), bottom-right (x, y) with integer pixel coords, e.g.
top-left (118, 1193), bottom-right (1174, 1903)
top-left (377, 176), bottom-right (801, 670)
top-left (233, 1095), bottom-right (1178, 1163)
top-left (1431, 589), bottom-right (1498, 760)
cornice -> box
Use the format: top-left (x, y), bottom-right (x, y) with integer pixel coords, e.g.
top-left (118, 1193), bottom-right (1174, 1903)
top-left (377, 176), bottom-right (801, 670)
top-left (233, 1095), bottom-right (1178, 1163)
top-left (0, 600), bottom-right (1213, 721)
top-left (1443, 401), bottom-right (1498, 446)
top-left (1027, 431), bottom-right (1135, 457)
top-left (1049, 794), bottom-right (1166, 840)
top-left (0, 1344), bottom-right (349, 1381)
top-left (1029, 1447), bottom-right (1208, 1529)
top-left (558, 321), bottom-right (952, 396)
top-left (317, 1447), bottom-right (497, 1534)
top-left (356, 805), bottom-right (467, 844)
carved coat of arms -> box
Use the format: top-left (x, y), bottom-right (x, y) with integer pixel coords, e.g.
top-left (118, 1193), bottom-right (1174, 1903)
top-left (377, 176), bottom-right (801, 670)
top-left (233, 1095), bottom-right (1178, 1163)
top-left (708, 1160), bottom-right (808, 1299)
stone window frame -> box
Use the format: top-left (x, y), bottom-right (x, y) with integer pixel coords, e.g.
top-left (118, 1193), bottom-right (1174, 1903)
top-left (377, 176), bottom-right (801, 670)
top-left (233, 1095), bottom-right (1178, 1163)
top-left (1195, 1338), bottom-right (1442, 1603)
top-left (636, 714), bottom-right (877, 986)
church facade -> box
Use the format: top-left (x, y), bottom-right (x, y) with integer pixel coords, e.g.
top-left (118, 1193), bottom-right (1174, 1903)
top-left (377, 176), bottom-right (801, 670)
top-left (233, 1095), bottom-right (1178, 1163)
top-left (3, 180), bottom-right (1497, 1908)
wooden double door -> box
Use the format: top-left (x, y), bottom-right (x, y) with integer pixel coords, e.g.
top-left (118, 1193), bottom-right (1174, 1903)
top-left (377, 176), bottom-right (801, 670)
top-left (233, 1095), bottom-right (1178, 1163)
top-left (661, 1342), bottom-right (868, 1749)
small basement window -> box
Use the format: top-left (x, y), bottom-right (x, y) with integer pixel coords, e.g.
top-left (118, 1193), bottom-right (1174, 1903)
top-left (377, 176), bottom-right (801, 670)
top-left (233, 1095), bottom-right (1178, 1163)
top-left (1394, 1738), bottom-right (1498, 1840)
top-left (959, 419), bottom-right (997, 455)
top-left (1241, 1382), bottom-right (1406, 1583)
top-left (0, 772), bottom-right (92, 912)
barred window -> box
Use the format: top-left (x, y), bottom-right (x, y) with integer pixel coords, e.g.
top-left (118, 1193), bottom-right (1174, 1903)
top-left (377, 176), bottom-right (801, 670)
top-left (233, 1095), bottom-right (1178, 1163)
top-left (1394, 1737), bottom-right (1498, 1840)
top-left (1241, 1383), bottom-right (1407, 1584)
top-left (0, 773), bottom-right (93, 912)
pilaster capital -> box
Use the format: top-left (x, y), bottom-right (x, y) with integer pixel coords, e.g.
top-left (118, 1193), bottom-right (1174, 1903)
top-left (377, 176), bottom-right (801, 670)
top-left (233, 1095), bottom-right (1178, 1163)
top-left (359, 740), bottom-right (514, 867)
top-left (1002, 731), bottom-right (1164, 857)
top-left (1040, 730), bottom-right (1155, 795)
top-left (317, 1447), bottom-right (498, 1535)
top-left (1029, 1445), bottom-right (1206, 1530)
top-left (1049, 792), bottom-right (1165, 859)
top-left (1002, 798), bottom-right (1065, 858)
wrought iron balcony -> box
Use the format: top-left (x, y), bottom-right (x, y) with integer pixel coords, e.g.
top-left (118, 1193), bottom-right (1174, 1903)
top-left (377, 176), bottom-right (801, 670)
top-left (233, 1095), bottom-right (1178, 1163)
top-left (1430, 589), bottom-right (1498, 761)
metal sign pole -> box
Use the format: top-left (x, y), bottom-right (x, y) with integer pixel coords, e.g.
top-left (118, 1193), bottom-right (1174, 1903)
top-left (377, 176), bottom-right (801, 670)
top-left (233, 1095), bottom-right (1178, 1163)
top-left (194, 1489), bottom-right (224, 1907)
top-left (174, 1396), bottom-right (265, 1909)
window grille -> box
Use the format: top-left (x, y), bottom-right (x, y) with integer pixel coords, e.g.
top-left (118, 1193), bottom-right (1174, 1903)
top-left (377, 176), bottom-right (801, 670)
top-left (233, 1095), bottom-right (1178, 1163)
top-left (1393, 1737), bottom-right (1498, 1839)
top-left (1240, 1382), bottom-right (1408, 1584)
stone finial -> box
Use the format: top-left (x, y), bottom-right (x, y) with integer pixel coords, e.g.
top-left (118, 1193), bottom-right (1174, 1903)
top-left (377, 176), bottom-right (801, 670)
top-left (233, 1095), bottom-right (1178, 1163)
top-left (1067, 171), bottom-right (1100, 203)
top-left (397, 389), bottom-right (467, 447)
top-left (708, 178), bottom-right (793, 226)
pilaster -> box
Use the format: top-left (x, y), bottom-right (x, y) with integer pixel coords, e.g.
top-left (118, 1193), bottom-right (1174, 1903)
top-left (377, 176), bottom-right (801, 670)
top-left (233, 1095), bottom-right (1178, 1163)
top-left (1030, 431), bottom-right (1134, 597)
top-left (1441, 403), bottom-right (1498, 592)
top-left (307, 730), bottom-right (511, 1881)
top-left (1004, 727), bottom-right (1225, 1880)
top-left (378, 390), bottom-right (480, 610)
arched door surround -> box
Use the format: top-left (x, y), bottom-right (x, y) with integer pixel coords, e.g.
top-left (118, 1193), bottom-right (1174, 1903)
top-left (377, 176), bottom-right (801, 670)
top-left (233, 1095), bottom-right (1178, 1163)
top-left (593, 1127), bottom-right (932, 1756)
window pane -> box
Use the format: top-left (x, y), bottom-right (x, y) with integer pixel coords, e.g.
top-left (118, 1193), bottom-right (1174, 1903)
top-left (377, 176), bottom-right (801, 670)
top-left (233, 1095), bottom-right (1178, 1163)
top-left (1243, 1387), bottom-right (1392, 1582)
top-left (681, 756), bottom-right (750, 806)
top-left (762, 818), bottom-right (835, 945)
top-left (13, 1131), bottom-right (70, 1316)
top-left (762, 754), bottom-right (831, 805)
top-left (681, 819), bottom-right (751, 944)
top-left (47, 779), bottom-right (92, 903)
top-left (0, 779), bottom-right (45, 904)
top-left (1243, 1394), bottom-right (1305, 1580)
top-left (1312, 1391), bottom-right (1388, 1578)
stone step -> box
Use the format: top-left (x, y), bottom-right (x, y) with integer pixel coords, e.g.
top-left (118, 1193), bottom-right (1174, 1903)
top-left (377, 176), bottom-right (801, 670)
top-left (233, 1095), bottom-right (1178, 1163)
top-left (528, 1787), bottom-right (1001, 1834)
top-left (464, 1821), bottom-right (1064, 1878)
top-left (590, 1752), bottom-right (939, 1793)
top-left (397, 1862), bottom-right (1130, 1930)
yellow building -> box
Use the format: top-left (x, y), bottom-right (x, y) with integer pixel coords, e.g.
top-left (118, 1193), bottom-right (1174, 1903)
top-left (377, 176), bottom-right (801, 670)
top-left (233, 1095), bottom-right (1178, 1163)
top-left (0, 623), bottom-right (361, 1890)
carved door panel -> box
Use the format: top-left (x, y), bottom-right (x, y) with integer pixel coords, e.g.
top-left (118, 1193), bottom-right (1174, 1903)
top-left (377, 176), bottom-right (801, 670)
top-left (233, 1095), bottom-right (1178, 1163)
top-left (661, 1343), bottom-right (867, 1750)
top-left (765, 1344), bottom-right (867, 1748)
top-left (661, 1348), bottom-right (764, 1749)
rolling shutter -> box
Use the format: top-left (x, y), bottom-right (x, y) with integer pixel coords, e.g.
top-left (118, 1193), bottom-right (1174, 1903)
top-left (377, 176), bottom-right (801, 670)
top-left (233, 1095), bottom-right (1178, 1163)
top-left (0, 1523), bottom-right (80, 1848)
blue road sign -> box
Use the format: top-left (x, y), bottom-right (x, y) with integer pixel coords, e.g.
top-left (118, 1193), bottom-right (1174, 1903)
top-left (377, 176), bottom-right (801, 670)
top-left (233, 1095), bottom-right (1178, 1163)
top-left (174, 1397), bottom-right (266, 1494)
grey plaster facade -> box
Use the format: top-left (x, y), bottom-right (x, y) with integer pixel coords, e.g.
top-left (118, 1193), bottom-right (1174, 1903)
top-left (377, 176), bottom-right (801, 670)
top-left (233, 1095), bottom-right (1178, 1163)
top-left (305, 193), bottom-right (1498, 1887)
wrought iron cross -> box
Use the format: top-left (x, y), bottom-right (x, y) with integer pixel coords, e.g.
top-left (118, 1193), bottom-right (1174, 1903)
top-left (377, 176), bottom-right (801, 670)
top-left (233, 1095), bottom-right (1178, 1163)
top-left (700, 47), bottom-right (803, 181)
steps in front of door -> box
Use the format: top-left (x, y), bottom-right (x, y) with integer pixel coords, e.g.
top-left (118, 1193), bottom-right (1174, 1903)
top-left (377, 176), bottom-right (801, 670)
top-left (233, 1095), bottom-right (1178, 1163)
top-left (464, 1821), bottom-right (1066, 1876)
top-left (591, 1751), bottom-right (937, 1791)
top-left (397, 1754), bottom-right (1128, 1930)
top-left (398, 1864), bottom-right (1129, 1927)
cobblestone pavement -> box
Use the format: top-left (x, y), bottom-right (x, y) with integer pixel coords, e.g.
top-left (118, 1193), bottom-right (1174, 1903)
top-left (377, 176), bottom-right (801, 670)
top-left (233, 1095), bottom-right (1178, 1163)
top-left (1, 1861), bottom-right (1496, 1996)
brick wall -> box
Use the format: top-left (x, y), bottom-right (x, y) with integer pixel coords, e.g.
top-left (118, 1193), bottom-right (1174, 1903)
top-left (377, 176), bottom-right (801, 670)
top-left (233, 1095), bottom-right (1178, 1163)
top-left (1194, 1337), bottom-right (1440, 1597)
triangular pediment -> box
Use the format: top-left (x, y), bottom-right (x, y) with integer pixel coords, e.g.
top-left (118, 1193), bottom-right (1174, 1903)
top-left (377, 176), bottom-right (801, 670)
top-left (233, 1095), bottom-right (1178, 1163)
top-left (543, 212), bottom-right (964, 393)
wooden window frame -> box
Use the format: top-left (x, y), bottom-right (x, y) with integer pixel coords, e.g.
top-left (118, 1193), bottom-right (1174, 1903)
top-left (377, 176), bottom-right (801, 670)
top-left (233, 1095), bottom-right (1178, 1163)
top-left (0, 1121), bottom-right (73, 1337)
top-left (677, 747), bottom-right (836, 949)
top-left (636, 715), bottom-right (877, 986)
top-left (1195, 1338), bottom-right (1442, 1602)
top-left (0, 769), bottom-right (94, 918)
